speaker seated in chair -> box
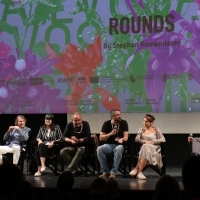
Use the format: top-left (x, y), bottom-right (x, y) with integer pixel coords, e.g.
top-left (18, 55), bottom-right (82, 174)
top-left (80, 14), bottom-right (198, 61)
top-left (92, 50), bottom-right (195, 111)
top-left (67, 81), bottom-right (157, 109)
top-left (188, 134), bottom-right (200, 157)
top-left (97, 109), bottom-right (129, 179)
top-left (33, 113), bottom-right (63, 177)
top-left (129, 114), bottom-right (166, 180)
top-left (0, 115), bottom-right (31, 171)
top-left (60, 112), bottom-right (91, 176)
top-left (3, 135), bottom-right (32, 175)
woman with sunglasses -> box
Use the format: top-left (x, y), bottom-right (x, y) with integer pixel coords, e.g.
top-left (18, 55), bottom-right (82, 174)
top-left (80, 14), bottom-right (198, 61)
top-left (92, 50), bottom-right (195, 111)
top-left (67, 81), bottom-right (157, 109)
top-left (129, 114), bottom-right (166, 179)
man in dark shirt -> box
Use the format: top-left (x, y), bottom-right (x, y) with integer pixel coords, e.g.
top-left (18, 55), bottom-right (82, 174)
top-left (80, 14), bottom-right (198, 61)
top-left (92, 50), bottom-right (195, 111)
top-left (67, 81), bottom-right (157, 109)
top-left (60, 112), bottom-right (91, 173)
top-left (97, 109), bottom-right (129, 179)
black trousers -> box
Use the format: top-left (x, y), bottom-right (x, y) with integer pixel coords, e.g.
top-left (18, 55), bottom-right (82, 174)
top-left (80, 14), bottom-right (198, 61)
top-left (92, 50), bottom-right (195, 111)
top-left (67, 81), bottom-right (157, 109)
top-left (36, 143), bottom-right (54, 166)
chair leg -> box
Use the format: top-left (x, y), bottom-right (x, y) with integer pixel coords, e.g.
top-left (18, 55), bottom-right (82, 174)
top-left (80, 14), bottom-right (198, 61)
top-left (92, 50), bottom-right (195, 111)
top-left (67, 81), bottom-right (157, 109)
top-left (83, 156), bottom-right (88, 176)
top-left (80, 156), bottom-right (96, 176)
top-left (54, 156), bottom-right (57, 175)
top-left (123, 156), bottom-right (127, 177)
top-left (61, 159), bottom-right (65, 172)
top-left (98, 161), bottom-right (101, 176)
top-left (129, 156), bottom-right (132, 173)
top-left (92, 157), bottom-right (96, 175)
top-left (161, 165), bottom-right (166, 176)
top-left (45, 156), bottom-right (59, 175)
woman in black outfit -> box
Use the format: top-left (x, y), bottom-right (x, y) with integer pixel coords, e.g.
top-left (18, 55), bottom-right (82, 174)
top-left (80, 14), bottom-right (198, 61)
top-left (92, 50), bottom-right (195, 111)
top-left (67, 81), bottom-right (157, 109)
top-left (34, 114), bottom-right (62, 176)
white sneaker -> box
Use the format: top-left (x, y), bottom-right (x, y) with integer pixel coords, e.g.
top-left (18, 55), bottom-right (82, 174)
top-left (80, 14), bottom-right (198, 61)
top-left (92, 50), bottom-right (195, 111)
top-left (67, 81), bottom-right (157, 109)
top-left (129, 168), bottom-right (138, 176)
top-left (41, 166), bottom-right (46, 172)
top-left (136, 172), bottom-right (146, 180)
top-left (34, 172), bottom-right (42, 177)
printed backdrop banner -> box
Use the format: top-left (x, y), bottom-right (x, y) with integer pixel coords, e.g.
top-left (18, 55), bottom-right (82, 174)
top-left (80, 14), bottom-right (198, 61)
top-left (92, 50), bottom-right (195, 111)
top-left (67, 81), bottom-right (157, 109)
top-left (0, 0), bottom-right (200, 114)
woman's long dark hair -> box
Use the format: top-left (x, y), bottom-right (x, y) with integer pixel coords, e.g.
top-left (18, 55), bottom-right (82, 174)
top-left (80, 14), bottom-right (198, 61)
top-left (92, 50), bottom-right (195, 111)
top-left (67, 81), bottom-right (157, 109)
top-left (41, 113), bottom-right (55, 131)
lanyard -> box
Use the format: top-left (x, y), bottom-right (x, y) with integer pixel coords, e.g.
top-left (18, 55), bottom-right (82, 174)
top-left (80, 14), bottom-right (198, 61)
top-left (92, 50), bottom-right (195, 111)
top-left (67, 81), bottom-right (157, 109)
top-left (73, 124), bottom-right (83, 134)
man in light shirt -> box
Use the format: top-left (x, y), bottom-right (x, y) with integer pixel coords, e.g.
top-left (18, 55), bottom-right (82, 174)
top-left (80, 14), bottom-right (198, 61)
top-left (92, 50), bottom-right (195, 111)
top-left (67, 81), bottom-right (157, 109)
top-left (0, 115), bottom-right (31, 165)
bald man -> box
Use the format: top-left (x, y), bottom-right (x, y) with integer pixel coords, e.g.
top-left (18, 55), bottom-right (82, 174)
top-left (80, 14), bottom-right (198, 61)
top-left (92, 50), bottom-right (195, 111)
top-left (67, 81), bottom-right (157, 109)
top-left (60, 112), bottom-right (91, 174)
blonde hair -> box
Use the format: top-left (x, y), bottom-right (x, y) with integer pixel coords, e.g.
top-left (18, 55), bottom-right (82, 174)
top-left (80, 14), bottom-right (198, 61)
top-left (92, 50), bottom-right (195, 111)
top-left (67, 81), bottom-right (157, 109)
top-left (15, 115), bottom-right (26, 125)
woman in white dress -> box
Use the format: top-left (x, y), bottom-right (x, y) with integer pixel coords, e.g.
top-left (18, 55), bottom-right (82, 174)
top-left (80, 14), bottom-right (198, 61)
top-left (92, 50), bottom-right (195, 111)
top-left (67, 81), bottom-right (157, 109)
top-left (129, 114), bottom-right (166, 179)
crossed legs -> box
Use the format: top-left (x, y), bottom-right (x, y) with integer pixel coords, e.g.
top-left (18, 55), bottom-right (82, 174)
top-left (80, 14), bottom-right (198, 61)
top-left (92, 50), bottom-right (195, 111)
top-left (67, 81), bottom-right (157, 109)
top-left (135, 157), bottom-right (149, 173)
top-left (129, 157), bottom-right (148, 179)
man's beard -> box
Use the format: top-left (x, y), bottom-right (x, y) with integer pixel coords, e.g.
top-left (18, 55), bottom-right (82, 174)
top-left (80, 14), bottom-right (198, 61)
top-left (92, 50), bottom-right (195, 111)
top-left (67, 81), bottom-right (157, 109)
top-left (115, 118), bottom-right (121, 123)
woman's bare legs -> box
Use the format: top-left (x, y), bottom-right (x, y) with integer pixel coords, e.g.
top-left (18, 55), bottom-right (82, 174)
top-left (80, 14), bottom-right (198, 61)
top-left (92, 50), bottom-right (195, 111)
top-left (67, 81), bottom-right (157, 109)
top-left (132, 157), bottom-right (148, 172)
top-left (36, 157), bottom-right (46, 173)
top-left (130, 157), bottom-right (148, 176)
top-left (40, 157), bottom-right (46, 168)
top-left (138, 157), bottom-right (148, 173)
top-left (37, 166), bottom-right (41, 173)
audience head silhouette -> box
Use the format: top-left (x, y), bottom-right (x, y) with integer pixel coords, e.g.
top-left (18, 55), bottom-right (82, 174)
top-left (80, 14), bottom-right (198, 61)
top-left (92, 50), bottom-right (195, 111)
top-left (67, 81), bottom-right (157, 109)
top-left (182, 156), bottom-right (200, 198)
top-left (106, 179), bottom-right (120, 200)
top-left (90, 178), bottom-right (107, 195)
top-left (16, 181), bottom-right (34, 200)
top-left (57, 171), bottom-right (74, 192)
top-left (0, 163), bottom-right (23, 200)
top-left (153, 175), bottom-right (182, 200)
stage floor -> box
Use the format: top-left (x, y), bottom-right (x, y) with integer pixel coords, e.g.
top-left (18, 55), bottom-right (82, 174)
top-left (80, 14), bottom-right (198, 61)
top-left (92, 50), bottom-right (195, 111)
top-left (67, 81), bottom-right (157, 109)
top-left (26, 167), bottom-right (183, 190)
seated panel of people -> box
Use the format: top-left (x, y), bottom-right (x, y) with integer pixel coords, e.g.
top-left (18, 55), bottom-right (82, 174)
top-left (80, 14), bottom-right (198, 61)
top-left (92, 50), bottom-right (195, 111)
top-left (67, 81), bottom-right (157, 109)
top-left (97, 109), bottom-right (129, 179)
top-left (60, 112), bottom-right (91, 174)
top-left (0, 115), bottom-right (31, 166)
top-left (34, 113), bottom-right (62, 176)
top-left (129, 114), bottom-right (166, 179)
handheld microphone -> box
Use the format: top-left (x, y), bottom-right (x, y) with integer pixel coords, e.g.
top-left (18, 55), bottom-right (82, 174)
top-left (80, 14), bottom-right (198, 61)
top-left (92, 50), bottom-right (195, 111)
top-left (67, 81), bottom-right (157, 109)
top-left (113, 125), bottom-right (118, 130)
top-left (189, 133), bottom-right (193, 137)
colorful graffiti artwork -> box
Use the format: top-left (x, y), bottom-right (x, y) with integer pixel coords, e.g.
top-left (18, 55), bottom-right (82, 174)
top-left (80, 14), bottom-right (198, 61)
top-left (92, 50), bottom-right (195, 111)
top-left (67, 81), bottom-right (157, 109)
top-left (0, 0), bottom-right (200, 113)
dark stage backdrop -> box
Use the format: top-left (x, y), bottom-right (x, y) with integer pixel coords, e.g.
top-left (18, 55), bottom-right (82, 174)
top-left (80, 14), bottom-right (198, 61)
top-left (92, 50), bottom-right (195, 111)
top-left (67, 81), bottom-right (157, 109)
top-left (0, 114), bottom-right (67, 141)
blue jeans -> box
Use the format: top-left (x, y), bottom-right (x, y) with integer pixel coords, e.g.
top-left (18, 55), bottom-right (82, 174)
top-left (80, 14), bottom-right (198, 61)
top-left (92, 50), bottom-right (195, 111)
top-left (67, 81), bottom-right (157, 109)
top-left (97, 144), bottom-right (124, 175)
